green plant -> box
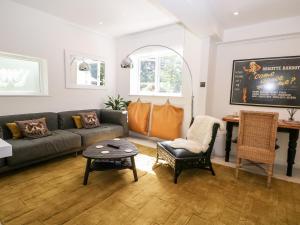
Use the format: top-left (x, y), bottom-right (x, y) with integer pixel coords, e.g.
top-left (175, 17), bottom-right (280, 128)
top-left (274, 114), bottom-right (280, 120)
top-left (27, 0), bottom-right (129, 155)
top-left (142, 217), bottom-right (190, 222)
top-left (104, 94), bottom-right (131, 110)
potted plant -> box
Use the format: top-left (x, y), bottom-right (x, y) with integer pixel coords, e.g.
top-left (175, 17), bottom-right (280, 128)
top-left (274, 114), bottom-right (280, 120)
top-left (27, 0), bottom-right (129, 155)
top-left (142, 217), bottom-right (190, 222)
top-left (104, 94), bottom-right (131, 110)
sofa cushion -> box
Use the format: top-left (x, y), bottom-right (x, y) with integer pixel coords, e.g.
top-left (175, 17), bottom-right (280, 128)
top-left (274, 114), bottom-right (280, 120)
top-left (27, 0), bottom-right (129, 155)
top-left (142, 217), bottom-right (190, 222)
top-left (58, 109), bottom-right (101, 130)
top-left (68, 123), bottom-right (123, 146)
top-left (0, 158), bottom-right (5, 167)
top-left (6, 130), bottom-right (81, 166)
top-left (158, 141), bottom-right (203, 158)
top-left (0, 112), bottom-right (58, 140)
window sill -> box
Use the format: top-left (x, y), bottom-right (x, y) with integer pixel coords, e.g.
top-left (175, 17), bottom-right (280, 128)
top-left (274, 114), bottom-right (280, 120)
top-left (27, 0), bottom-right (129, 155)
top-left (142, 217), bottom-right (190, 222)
top-left (129, 93), bottom-right (183, 98)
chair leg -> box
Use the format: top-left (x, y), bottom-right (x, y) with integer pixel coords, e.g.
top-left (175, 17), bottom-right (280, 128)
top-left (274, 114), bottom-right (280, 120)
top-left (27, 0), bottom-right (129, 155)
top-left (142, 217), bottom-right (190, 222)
top-left (209, 162), bottom-right (215, 176)
top-left (236, 158), bottom-right (241, 179)
top-left (267, 164), bottom-right (274, 188)
top-left (174, 168), bottom-right (181, 184)
top-left (155, 151), bottom-right (159, 164)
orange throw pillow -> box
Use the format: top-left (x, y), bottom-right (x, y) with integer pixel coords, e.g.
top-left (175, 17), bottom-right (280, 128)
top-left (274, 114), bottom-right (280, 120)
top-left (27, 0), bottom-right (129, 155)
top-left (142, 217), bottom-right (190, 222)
top-left (128, 100), bottom-right (151, 135)
top-left (150, 103), bottom-right (184, 140)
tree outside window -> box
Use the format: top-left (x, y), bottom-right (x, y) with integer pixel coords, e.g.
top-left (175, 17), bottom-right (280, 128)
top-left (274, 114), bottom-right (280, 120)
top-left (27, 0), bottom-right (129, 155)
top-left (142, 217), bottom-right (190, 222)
top-left (137, 52), bottom-right (182, 96)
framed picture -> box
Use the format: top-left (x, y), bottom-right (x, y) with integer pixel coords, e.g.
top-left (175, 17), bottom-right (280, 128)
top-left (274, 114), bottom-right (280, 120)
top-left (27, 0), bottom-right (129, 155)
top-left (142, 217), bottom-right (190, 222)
top-left (65, 50), bottom-right (106, 89)
top-left (230, 56), bottom-right (300, 108)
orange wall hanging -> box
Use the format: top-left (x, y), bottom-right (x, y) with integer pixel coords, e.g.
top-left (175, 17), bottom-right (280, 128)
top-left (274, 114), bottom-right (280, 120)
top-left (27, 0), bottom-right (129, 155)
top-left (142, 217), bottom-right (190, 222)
top-left (127, 99), bottom-right (151, 135)
top-left (150, 100), bottom-right (184, 140)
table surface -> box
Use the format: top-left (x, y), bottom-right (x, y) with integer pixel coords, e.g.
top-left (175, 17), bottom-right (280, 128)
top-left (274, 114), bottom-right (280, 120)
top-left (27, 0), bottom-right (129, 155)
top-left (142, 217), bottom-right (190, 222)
top-left (223, 115), bottom-right (300, 130)
top-left (83, 139), bottom-right (138, 160)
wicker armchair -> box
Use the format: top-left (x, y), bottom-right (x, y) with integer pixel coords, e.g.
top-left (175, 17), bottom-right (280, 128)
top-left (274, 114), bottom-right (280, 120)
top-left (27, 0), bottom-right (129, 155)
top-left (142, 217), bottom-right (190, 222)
top-left (236, 111), bottom-right (278, 187)
top-left (157, 123), bottom-right (220, 184)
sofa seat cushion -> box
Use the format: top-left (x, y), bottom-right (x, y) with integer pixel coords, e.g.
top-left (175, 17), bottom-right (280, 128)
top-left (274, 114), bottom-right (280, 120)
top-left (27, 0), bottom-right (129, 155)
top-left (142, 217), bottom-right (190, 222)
top-left (68, 123), bottom-right (124, 146)
top-left (6, 130), bottom-right (81, 166)
top-left (0, 158), bottom-right (5, 167)
top-left (158, 141), bottom-right (203, 159)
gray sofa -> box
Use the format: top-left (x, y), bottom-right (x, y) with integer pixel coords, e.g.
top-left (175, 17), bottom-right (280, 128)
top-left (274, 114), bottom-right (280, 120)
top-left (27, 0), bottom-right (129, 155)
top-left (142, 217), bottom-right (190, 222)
top-left (0, 109), bottom-right (128, 173)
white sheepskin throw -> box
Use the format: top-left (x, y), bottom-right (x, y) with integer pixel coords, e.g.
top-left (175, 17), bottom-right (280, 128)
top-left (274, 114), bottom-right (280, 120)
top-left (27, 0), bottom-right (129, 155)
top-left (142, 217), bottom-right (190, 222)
top-left (169, 115), bottom-right (224, 153)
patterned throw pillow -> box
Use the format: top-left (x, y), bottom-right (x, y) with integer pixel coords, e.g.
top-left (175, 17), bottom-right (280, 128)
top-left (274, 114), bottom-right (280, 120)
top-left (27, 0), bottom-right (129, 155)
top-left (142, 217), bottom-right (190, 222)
top-left (16, 117), bottom-right (51, 139)
top-left (79, 111), bottom-right (100, 129)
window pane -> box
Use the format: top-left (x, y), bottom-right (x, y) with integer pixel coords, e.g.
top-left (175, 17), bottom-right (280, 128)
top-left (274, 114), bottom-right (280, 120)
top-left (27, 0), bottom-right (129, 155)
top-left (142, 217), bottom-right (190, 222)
top-left (0, 56), bottom-right (41, 94)
top-left (159, 54), bottom-right (182, 94)
top-left (139, 59), bottom-right (155, 92)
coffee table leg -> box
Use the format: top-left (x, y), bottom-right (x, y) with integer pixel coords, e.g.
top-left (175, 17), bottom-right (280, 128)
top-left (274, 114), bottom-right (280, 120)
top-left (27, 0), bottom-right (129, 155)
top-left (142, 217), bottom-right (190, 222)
top-left (83, 158), bottom-right (91, 185)
top-left (130, 156), bottom-right (138, 182)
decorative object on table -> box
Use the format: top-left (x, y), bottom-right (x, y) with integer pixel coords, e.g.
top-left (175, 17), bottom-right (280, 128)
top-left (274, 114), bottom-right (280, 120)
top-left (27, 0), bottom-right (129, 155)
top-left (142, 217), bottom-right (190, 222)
top-left (104, 94), bottom-right (131, 110)
top-left (287, 108), bottom-right (298, 121)
top-left (120, 44), bottom-right (195, 124)
top-left (150, 100), bottom-right (184, 140)
top-left (82, 139), bottom-right (138, 185)
top-left (65, 50), bottom-right (105, 89)
top-left (230, 56), bottom-right (300, 108)
top-left (127, 99), bottom-right (151, 135)
top-left (235, 111), bottom-right (278, 188)
top-left (156, 120), bottom-right (221, 184)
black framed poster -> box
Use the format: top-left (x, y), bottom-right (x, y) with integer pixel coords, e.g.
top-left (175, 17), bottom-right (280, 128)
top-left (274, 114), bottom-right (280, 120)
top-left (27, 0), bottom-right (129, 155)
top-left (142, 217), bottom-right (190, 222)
top-left (230, 56), bottom-right (300, 108)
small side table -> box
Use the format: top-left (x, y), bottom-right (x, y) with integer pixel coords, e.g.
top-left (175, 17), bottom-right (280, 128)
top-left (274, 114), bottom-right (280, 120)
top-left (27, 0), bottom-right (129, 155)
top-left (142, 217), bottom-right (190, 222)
top-left (0, 138), bottom-right (12, 158)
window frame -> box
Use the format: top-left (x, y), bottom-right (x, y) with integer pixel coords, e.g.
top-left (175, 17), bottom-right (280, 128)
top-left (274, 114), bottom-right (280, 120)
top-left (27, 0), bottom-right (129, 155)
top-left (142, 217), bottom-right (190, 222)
top-left (0, 51), bottom-right (48, 96)
top-left (132, 50), bottom-right (183, 97)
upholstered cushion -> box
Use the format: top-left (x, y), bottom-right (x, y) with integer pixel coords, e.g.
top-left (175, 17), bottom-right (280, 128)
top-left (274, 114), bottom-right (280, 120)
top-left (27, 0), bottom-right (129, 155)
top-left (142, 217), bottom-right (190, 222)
top-left (158, 141), bottom-right (203, 158)
top-left (6, 130), bottom-right (81, 166)
top-left (78, 111), bottom-right (100, 129)
top-left (0, 112), bottom-right (58, 140)
top-left (68, 123), bottom-right (123, 146)
top-left (72, 116), bottom-right (83, 129)
top-left (58, 109), bottom-right (101, 130)
top-left (0, 158), bottom-right (5, 167)
top-left (6, 122), bottom-right (22, 139)
top-left (16, 118), bottom-right (51, 139)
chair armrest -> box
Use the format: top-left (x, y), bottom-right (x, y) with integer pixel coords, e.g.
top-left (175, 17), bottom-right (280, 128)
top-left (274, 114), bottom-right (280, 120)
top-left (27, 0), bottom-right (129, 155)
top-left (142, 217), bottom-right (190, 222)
top-left (100, 109), bottom-right (129, 136)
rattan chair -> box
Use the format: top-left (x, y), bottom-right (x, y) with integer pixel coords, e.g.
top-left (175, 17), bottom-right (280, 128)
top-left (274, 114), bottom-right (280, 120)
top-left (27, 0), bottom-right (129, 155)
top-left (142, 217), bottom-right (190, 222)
top-left (236, 111), bottom-right (278, 187)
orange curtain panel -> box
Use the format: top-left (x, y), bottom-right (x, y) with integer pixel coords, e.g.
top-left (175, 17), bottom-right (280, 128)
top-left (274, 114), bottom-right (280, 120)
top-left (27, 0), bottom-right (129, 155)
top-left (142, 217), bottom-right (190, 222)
top-left (127, 100), bottom-right (151, 135)
top-left (150, 101), bottom-right (184, 140)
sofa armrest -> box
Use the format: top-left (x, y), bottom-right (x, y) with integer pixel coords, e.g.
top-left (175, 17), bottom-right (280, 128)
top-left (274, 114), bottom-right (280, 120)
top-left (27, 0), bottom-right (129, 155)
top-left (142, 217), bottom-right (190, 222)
top-left (0, 127), bottom-right (3, 139)
top-left (100, 109), bottom-right (129, 136)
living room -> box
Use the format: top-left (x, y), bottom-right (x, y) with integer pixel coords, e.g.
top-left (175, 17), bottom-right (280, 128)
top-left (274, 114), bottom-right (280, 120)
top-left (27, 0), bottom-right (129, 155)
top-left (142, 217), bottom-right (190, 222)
top-left (0, 0), bottom-right (300, 224)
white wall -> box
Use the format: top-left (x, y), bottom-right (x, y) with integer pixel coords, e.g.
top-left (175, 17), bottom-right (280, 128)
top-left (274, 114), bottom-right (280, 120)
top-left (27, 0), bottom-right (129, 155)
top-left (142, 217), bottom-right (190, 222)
top-left (116, 24), bottom-right (211, 136)
top-left (207, 33), bottom-right (300, 169)
top-left (0, 0), bottom-right (116, 115)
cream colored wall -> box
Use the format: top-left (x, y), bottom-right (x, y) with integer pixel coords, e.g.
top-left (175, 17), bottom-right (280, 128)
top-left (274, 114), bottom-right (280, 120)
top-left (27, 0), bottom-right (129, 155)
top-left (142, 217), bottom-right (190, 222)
top-left (0, 0), bottom-right (116, 115)
top-left (116, 24), bottom-right (212, 137)
top-left (207, 34), bottom-right (300, 169)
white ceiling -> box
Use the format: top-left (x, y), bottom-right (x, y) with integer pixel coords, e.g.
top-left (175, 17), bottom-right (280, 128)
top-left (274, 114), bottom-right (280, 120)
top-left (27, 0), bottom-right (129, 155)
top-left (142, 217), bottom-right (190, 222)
top-left (11, 0), bottom-right (300, 38)
top-left (155, 0), bottom-right (300, 38)
top-left (208, 0), bottom-right (300, 29)
top-left (11, 0), bottom-right (178, 37)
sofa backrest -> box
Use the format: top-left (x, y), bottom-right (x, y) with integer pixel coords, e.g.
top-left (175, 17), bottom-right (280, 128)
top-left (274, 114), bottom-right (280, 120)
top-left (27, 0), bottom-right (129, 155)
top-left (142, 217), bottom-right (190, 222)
top-left (0, 112), bottom-right (58, 140)
top-left (58, 109), bottom-right (101, 129)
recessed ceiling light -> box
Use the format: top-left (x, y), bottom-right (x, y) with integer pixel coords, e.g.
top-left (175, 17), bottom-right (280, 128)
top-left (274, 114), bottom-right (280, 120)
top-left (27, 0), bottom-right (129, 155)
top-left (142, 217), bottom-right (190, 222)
top-left (233, 11), bottom-right (239, 16)
top-left (99, 21), bottom-right (104, 25)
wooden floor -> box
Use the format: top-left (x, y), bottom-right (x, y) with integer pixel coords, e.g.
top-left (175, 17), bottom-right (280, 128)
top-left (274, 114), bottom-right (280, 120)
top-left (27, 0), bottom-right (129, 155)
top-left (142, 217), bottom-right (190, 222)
top-left (0, 144), bottom-right (300, 225)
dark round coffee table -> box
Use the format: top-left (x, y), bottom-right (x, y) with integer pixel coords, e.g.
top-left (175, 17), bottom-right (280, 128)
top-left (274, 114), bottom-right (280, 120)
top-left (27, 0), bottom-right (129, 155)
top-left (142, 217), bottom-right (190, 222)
top-left (82, 139), bottom-right (139, 185)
